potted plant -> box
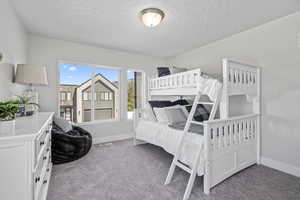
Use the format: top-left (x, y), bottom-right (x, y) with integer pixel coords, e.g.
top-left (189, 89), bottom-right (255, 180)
top-left (0, 101), bottom-right (19, 132)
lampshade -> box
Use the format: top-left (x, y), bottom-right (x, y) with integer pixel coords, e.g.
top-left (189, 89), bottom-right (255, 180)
top-left (140, 8), bottom-right (165, 28)
top-left (15, 64), bottom-right (48, 86)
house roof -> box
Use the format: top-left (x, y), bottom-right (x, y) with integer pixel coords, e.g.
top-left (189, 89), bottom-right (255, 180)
top-left (76, 73), bottom-right (118, 92)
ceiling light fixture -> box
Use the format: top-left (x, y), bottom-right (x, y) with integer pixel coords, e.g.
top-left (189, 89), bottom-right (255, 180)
top-left (140, 8), bottom-right (165, 28)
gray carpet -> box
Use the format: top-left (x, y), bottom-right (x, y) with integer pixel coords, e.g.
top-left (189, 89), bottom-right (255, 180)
top-left (48, 140), bottom-right (300, 200)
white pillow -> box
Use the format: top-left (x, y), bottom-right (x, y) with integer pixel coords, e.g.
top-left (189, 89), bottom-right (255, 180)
top-left (153, 107), bottom-right (169, 124)
top-left (169, 66), bottom-right (188, 74)
top-left (143, 103), bottom-right (157, 121)
top-left (165, 106), bottom-right (188, 125)
top-left (54, 116), bottom-right (73, 132)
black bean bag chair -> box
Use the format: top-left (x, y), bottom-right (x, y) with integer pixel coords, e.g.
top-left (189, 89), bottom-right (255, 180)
top-left (51, 122), bottom-right (92, 164)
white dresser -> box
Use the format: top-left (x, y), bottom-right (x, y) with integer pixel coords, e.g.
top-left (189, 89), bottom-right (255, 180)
top-left (0, 112), bottom-right (54, 200)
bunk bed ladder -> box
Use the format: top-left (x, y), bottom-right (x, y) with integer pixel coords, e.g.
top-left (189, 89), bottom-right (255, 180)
top-left (164, 90), bottom-right (221, 200)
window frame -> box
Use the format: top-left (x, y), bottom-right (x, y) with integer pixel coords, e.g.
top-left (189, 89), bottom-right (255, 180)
top-left (58, 60), bottom-right (121, 125)
top-left (126, 69), bottom-right (146, 121)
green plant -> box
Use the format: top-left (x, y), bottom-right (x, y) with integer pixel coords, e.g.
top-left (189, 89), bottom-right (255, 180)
top-left (0, 101), bottom-right (19, 121)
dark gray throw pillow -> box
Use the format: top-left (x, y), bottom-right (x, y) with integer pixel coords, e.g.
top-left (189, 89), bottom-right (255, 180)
top-left (185, 104), bottom-right (211, 122)
top-left (172, 99), bottom-right (189, 106)
top-left (148, 100), bottom-right (173, 108)
top-left (157, 67), bottom-right (170, 77)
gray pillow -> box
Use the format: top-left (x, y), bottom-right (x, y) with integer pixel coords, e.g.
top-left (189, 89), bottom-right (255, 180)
top-left (165, 106), bottom-right (187, 125)
top-left (53, 116), bottom-right (73, 132)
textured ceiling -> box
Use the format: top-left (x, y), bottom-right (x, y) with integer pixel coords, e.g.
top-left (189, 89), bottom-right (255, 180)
top-left (11, 0), bottom-right (300, 58)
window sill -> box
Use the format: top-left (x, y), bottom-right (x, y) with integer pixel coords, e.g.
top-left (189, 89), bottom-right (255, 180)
top-left (76, 119), bottom-right (119, 126)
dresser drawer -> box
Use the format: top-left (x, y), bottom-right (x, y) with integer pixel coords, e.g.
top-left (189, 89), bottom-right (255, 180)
top-left (38, 160), bottom-right (52, 200)
top-left (35, 123), bottom-right (51, 164)
top-left (34, 149), bottom-right (51, 200)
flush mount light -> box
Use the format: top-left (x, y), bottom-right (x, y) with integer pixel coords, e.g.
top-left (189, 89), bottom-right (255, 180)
top-left (140, 8), bottom-right (165, 28)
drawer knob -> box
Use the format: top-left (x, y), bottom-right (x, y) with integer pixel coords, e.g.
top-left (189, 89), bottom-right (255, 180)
top-left (40, 141), bottom-right (45, 146)
top-left (47, 148), bottom-right (50, 152)
top-left (46, 168), bottom-right (50, 172)
top-left (35, 177), bottom-right (40, 183)
top-left (43, 180), bottom-right (48, 184)
top-left (43, 156), bottom-right (47, 160)
top-left (46, 130), bottom-right (49, 134)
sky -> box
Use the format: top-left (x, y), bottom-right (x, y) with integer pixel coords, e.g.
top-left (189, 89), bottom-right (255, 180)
top-left (60, 64), bottom-right (134, 85)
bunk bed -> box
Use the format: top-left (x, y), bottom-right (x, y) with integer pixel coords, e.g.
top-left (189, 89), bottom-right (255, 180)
top-left (133, 58), bottom-right (261, 200)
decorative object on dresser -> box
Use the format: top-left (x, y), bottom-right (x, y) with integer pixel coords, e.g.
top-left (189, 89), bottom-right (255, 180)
top-left (15, 64), bottom-right (48, 106)
top-left (0, 112), bottom-right (54, 200)
top-left (0, 101), bottom-right (19, 132)
top-left (14, 94), bottom-right (40, 116)
top-left (51, 116), bottom-right (92, 164)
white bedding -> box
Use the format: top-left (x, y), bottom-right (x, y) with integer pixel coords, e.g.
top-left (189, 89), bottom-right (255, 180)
top-left (135, 119), bottom-right (205, 175)
top-left (198, 75), bottom-right (222, 102)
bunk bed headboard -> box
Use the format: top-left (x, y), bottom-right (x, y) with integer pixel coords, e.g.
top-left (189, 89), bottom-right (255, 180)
top-left (221, 58), bottom-right (261, 118)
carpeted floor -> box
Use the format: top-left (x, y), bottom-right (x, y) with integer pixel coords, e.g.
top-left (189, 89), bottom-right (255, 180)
top-left (48, 140), bottom-right (300, 200)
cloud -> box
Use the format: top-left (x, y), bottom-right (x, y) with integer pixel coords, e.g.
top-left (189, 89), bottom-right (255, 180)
top-left (67, 75), bottom-right (73, 79)
top-left (68, 66), bottom-right (77, 71)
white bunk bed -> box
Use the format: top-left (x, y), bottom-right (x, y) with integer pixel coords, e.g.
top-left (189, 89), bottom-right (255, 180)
top-left (133, 58), bottom-right (261, 199)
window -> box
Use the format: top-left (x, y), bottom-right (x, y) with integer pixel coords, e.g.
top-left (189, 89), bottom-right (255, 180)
top-left (104, 92), bottom-right (109, 100)
top-left (67, 92), bottom-right (72, 101)
top-left (59, 63), bottom-right (120, 123)
top-left (83, 92), bottom-right (89, 101)
top-left (60, 92), bottom-right (66, 101)
top-left (100, 92), bottom-right (105, 100)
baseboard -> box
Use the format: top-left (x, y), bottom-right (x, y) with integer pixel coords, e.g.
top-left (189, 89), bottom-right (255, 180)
top-left (261, 157), bottom-right (300, 178)
top-left (93, 134), bottom-right (133, 144)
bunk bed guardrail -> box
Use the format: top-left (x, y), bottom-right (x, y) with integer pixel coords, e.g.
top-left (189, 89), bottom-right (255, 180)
top-left (203, 113), bottom-right (260, 194)
top-left (149, 69), bottom-right (202, 90)
top-left (223, 59), bottom-right (260, 96)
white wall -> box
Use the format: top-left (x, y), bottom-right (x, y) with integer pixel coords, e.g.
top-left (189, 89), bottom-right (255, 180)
top-left (27, 34), bottom-right (166, 139)
top-left (168, 12), bottom-right (300, 175)
top-left (0, 0), bottom-right (28, 101)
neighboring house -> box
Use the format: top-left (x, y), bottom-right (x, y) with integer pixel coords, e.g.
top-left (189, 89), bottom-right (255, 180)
top-left (59, 84), bottom-right (77, 121)
top-left (75, 74), bottom-right (119, 123)
top-left (59, 74), bottom-right (119, 123)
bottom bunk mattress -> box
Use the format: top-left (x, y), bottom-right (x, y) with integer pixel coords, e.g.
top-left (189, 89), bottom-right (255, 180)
top-left (135, 119), bottom-right (205, 175)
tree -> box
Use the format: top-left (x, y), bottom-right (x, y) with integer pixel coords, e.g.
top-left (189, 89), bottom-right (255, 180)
top-left (127, 79), bottom-right (135, 111)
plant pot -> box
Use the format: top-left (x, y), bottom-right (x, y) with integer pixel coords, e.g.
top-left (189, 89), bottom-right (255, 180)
top-left (0, 120), bottom-right (16, 134)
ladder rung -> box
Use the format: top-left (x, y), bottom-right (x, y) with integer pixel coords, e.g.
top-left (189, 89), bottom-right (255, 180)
top-left (198, 101), bottom-right (214, 105)
top-left (190, 121), bottom-right (204, 125)
top-left (176, 161), bottom-right (192, 173)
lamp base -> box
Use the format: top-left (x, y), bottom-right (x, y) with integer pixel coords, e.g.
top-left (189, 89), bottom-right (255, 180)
top-left (24, 86), bottom-right (39, 105)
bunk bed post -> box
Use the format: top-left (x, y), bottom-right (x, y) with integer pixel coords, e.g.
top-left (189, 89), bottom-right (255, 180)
top-left (254, 67), bottom-right (261, 164)
top-left (203, 121), bottom-right (211, 195)
top-left (220, 58), bottom-right (229, 119)
top-left (134, 75), bottom-right (150, 146)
